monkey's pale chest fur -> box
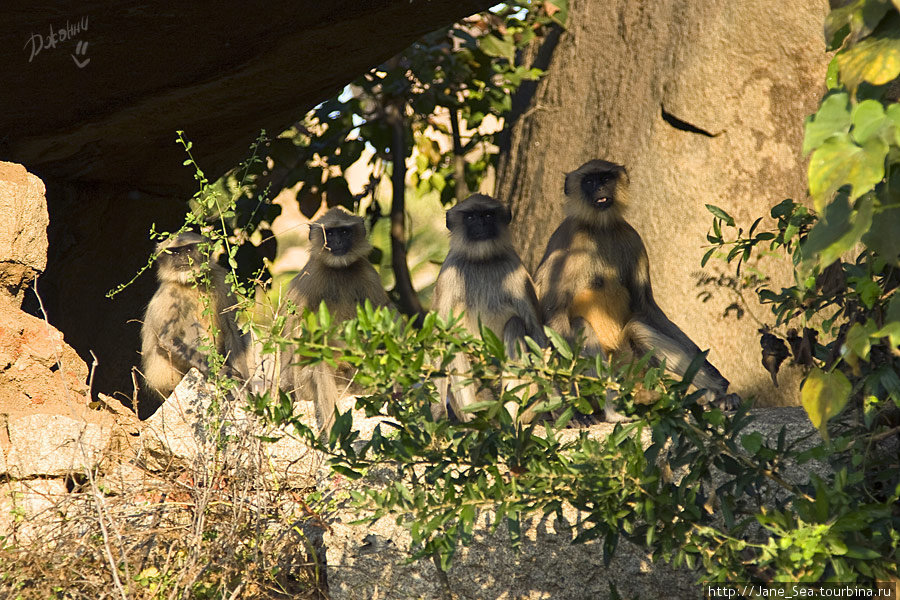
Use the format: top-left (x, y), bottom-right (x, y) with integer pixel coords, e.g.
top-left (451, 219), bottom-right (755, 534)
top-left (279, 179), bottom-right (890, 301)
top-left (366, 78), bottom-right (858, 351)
top-left (287, 260), bottom-right (387, 322)
top-left (434, 255), bottom-right (533, 337)
top-left (144, 284), bottom-right (230, 353)
top-left (141, 278), bottom-right (240, 396)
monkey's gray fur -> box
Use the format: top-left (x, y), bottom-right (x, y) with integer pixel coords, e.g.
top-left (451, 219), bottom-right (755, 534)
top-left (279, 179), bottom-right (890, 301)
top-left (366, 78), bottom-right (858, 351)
top-left (141, 232), bottom-right (248, 400)
top-left (282, 207), bottom-right (390, 435)
top-left (431, 193), bottom-right (547, 423)
top-left (534, 159), bottom-right (738, 414)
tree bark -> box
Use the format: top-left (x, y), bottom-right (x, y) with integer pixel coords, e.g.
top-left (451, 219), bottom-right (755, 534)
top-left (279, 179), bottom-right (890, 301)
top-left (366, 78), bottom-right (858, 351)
top-left (448, 107), bottom-right (469, 201)
top-left (386, 101), bottom-right (424, 318)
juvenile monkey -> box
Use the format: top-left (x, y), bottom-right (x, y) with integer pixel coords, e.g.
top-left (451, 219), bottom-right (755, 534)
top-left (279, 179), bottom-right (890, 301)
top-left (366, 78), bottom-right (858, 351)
top-left (534, 159), bottom-right (736, 414)
top-left (141, 232), bottom-right (248, 400)
top-left (282, 207), bottom-right (390, 434)
top-left (431, 194), bottom-right (547, 423)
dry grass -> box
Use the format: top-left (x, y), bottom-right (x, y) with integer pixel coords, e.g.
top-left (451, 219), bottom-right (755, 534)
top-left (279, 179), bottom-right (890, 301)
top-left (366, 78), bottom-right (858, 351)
top-left (0, 415), bottom-right (329, 600)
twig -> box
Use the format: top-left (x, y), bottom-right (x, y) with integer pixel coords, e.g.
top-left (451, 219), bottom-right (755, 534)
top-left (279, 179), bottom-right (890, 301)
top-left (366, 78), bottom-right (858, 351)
top-left (86, 470), bottom-right (132, 600)
top-left (131, 366), bottom-right (141, 417)
top-left (88, 350), bottom-right (99, 397)
top-left (871, 424), bottom-right (900, 442)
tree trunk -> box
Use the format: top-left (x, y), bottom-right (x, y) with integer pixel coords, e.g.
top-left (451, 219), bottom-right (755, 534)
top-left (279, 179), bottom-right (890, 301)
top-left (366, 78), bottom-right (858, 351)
top-left (448, 108), bottom-right (469, 201)
top-left (495, 0), bottom-right (830, 406)
top-left (386, 101), bottom-right (424, 318)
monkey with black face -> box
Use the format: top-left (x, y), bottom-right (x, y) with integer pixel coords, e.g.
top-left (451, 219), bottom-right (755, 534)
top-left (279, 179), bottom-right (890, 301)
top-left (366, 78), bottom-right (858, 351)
top-left (431, 193), bottom-right (547, 423)
top-left (282, 207), bottom-right (390, 435)
top-left (534, 159), bottom-right (737, 415)
top-left (141, 232), bottom-right (248, 401)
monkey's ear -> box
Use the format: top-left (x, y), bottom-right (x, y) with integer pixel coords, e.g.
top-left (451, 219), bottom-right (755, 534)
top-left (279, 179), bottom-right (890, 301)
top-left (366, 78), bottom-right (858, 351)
top-left (563, 173), bottom-right (573, 196)
top-left (503, 206), bottom-right (512, 225)
top-left (445, 212), bottom-right (452, 231)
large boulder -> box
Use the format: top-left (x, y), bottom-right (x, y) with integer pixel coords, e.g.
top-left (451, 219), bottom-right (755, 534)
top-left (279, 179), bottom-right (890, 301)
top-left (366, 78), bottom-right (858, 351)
top-left (0, 297), bottom-right (90, 415)
top-left (0, 162), bottom-right (48, 301)
top-left (4, 413), bottom-right (112, 478)
top-left (497, 0), bottom-right (830, 405)
top-left (1, 1), bottom-right (491, 191)
top-left (0, 164), bottom-right (92, 419)
top-left (0, 163), bottom-right (125, 480)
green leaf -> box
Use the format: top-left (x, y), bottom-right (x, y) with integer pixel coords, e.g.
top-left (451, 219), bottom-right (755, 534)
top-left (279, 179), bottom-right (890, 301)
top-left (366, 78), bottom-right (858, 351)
top-left (545, 327), bottom-right (572, 360)
top-left (807, 133), bottom-right (885, 211)
top-left (803, 93), bottom-right (851, 155)
top-left (825, 0), bottom-right (892, 50)
top-left (849, 276), bottom-right (882, 309)
top-left (801, 194), bottom-right (873, 270)
top-left (826, 55), bottom-right (841, 89)
top-left (874, 294), bottom-right (900, 347)
top-left (430, 172), bottom-right (446, 192)
top-left (770, 197), bottom-right (796, 219)
top-left (705, 204), bottom-right (735, 226)
top-left (844, 545), bottom-right (884, 560)
top-left (741, 432), bottom-right (764, 454)
top-left (885, 103), bottom-right (900, 146)
top-left (318, 301), bottom-right (332, 330)
top-left (845, 321), bottom-right (874, 360)
top-left (479, 34), bottom-right (516, 64)
top-left (862, 203), bottom-right (900, 262)
top-left (800, 368), bottom-right (852, 442)
top-left (887, 292), bottom-right (900, 322)
top-left (415, 153), bottom-right (429, 173)
top-left (545, 0), bottom-right (569, 27)
top-left (850, 99), bottom-right (888, 144)
top-left (826, 2), bottom-right (857, 47)
top-left (836, 16), bottom-right (900, 92)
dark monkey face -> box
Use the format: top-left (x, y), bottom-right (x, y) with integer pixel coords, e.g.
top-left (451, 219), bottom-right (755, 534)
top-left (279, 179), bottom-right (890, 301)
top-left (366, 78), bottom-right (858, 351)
top-left (156, 233), bottom-right (215, 284)
top-left (564, 160), bottom-right (627, 212)
top-left (579, 171), bottom-right (618, 210)
top-left (456, 208), bottom-right (511, 242)
top-left (324, 226), bottom-right (354, 256)
top-left (446, 194), bottom-right (514, 259)
top-left (161, 243), bottom-right (203, 271)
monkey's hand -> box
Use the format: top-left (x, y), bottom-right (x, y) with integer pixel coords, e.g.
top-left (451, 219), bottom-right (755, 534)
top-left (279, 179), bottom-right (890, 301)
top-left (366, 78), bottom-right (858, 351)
top-left (156, 335), bottom-right (209, 375)
top-left (157, 335), bottom-right (242, 382)
top-left (219, 363), bottom-right (244, 381)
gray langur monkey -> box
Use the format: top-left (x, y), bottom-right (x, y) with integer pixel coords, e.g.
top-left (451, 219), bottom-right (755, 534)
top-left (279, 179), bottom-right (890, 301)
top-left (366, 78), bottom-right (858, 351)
top-left (141, 232), bottom-right (248, 400)
top-left (431, 193), bottom-right (547, 423)
top-left (282, 207), bottom-right (390, 435)
top-left (534, 159), bottom-right (738, 416)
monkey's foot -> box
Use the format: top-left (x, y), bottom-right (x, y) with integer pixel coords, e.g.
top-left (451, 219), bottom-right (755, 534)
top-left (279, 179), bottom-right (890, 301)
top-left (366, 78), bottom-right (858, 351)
top-left (711, 392), bottom-right (741, 411)
top-left (602, 407), bottom-right (634, 423)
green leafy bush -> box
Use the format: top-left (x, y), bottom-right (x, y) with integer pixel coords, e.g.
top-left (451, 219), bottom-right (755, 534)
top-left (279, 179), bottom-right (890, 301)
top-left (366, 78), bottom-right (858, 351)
top-left (689, 0), bottom-right (900, 584)
top-left (253, 301), bottom-right (898, 581)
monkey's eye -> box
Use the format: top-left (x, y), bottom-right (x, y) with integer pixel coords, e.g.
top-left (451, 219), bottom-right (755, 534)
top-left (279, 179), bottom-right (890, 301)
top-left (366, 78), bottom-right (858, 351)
top-left (585, 173), bottom-right (613, 188)
top-left (482, 211), bottom-right (494, 221)
top-left (464, 213), bottom-right (476, 222)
